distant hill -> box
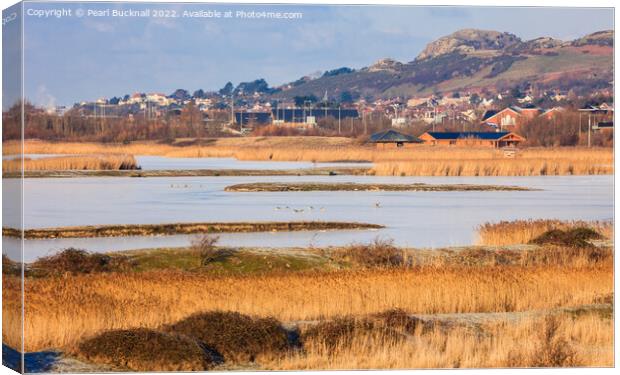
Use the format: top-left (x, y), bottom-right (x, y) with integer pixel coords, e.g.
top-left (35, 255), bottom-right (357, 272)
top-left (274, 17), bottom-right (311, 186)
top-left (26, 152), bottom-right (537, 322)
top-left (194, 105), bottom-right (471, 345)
top-left (271, 29), bottom-right (613, 100)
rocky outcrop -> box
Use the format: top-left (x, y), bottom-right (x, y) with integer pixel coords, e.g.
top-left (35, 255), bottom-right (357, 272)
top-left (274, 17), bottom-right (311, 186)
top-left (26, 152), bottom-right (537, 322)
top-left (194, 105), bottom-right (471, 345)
top-left (366, 58), bottom-right (404, 72)
top-left (571, 30), bottom-right (613, 47)
top-left (415, 29), bottom-right (521, 60)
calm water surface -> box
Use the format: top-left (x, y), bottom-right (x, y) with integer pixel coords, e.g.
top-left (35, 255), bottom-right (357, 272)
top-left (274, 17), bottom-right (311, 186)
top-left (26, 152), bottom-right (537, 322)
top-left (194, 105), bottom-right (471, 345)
top-left (2, 173), bottom-right (612, 262)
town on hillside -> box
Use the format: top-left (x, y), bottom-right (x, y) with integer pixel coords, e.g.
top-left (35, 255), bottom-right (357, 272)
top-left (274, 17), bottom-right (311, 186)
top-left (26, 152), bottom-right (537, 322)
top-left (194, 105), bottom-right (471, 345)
top-left (3, 28), bottom-right (614, 147)
top-left (6, 85), bottom-right (613, 148)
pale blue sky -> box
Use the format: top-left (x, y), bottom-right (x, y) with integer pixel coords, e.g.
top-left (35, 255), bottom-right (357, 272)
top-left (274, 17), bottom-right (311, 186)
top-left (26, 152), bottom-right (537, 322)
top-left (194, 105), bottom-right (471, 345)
top-left (17, 2), bottom-right (614, 107)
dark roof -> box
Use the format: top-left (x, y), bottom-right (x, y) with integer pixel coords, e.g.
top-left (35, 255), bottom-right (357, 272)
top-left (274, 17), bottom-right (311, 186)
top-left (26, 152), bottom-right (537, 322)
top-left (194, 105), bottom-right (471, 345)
top-left (481, 110), bottom-right (498, 121)
top-left (425, 131), bottom-right (511, 140)
top-left (516, 103), bottom-right (540, 110)
top-left (369, 129), bottom-right (421, 143)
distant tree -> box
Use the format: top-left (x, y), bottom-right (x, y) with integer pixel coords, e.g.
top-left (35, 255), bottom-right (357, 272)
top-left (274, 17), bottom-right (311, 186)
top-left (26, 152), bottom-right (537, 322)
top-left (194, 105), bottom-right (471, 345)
top-left (122, 94), bottom-right (130, 101)
top-left (510, 86), bottom-right (524, 99)
top-left (323, 67), bottom-right (354, 77)
top-left (170, 89), bottom-right (190, 101)
top-left (234, 79), bottom-right (272, 95)
top-left (193, 89), bottom-right (206, 99)
top-left (109, 97), bottom-right (120, 105)
top-left (469, 93), bottom-right (481, 105)
top-left (451, 91), bottom-right (460, 98)
top-left (219, 82), bottom-right (234, 96)
top-left (340, 91), bottom-right (354, 104)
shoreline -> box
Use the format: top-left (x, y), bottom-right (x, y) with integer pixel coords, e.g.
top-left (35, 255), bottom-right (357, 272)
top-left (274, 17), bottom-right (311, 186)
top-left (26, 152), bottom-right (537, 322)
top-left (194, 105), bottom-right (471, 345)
top-left (2, 167), bottom-right (370, 179)
top-left (3, 221), bottom-right (384, 239)
top-left (224, 182), bottom-right (535, 192)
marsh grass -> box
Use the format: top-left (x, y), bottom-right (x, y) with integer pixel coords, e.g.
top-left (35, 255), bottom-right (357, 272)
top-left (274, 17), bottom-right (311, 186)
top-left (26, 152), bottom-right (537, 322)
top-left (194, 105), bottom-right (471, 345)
top-left (2, 154), bottom-right (138, 172)
top-left (272, 312), bottom-right (612, 369)
top-left (477, 219), bottom-right (613, 246)
top-left (4, 259), bottom-right (611, 351)
top-left (6, 139), bottom-right (612, 176)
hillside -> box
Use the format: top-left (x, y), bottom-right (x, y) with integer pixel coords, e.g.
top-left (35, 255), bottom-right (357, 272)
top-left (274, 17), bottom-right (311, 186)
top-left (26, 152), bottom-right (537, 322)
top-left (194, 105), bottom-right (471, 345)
top-left (272, 29), bottom-right (613, 99)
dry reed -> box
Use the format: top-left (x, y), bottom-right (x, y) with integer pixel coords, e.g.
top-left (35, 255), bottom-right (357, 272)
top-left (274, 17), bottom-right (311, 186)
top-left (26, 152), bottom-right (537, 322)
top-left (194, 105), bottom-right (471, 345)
top-left (2, 154), bottom-right (138, 172)
top-left (477, 219), bottom-right (613, 246)
top-left (2, 261), bottom-right (611, 352)
top-left (271, 313), bottom-right (613, 369)
top-left (4, 139), bottom-right (612, 176)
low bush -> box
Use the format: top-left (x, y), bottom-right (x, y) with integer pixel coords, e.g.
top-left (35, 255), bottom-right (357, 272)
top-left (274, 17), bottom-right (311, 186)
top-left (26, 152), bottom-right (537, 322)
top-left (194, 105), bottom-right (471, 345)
top-left (301, 317), bottom-right (377, 351)
top-left (372, 308), bottom-right (425, 334)
top-left (333, 238), bottom-right (404, 268)
top-left (165, 311), bottom-right (289, 363)
top-left (191, 235), bottom-right (224, 266)
top-left (530, 227), bottom-right (603, 248)
top-left (2, 255), bottom-right (21, 276)
top-left (74, 328), bottom-right (216, 371)
top-left (531, 316), bottom-right (579, 367)
top-left (30, 248), bottom-right (134, 276)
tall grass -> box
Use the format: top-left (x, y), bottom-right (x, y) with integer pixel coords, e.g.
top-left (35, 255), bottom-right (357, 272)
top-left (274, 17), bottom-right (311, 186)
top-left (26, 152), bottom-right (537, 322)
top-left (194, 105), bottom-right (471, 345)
top-left (4, 139), bottom-right (613, 176)
top-left (271, 313), bottom-right (613, 369)
top-left (2, 154), bottom-right (138, 172)
top-left (477, 219), bottom-right (613, 246)
top-left (2, 260), bottom-right (611, 351)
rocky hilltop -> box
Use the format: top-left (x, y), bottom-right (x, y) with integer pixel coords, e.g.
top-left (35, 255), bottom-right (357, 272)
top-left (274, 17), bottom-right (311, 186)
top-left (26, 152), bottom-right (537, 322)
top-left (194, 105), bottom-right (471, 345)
top-left (415, 29), bottom-right (522, 60)
top-left (271, 29), bottom-right (613, 100)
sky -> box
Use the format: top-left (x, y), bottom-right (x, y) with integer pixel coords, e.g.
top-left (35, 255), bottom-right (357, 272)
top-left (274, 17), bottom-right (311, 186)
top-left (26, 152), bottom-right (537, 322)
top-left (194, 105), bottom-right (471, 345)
top-left (11, 1), bottom-right (615, 108)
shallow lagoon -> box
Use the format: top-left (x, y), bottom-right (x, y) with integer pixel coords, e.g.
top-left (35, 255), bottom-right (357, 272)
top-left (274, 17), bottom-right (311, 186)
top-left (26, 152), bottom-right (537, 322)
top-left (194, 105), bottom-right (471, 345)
top-left (2, 174), bottom-right (613, 262)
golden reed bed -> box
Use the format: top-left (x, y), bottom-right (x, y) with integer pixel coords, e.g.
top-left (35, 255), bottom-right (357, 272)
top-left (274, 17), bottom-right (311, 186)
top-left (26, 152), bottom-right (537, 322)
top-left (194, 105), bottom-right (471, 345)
top-left (2, 154), bottom-right (138, 172)
top-left (3, 138), bottom-right (613, 176)
top-left (272, 313), bottom-right (613, 369)
top-left (477, 219), bottom-right (614, 246)
top-left (3, 262), bottom-right (611, 352)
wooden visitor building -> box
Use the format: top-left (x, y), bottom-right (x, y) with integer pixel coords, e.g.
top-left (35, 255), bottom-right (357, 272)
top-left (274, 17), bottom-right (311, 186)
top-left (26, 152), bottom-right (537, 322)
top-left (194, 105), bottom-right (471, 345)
top-left (369, 129), bottom-right (525, 148)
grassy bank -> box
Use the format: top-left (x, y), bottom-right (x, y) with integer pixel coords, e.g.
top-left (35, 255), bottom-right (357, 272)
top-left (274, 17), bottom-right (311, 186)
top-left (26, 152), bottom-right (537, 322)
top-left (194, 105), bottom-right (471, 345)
top-left (4, 138), bottom-right (613, 176)
top-left (3, 221), bottom-right (383, 239)
top-left (224, 182), bottom-right (532, 192)
top-left (2, 154), bottom-right (138, 172)
top-left (3, 167), bottom-right (370, 179)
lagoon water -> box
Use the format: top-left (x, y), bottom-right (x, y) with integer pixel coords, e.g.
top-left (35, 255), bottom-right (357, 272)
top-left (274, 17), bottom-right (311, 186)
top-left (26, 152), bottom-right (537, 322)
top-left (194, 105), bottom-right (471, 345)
top-left (135, 155), bottom-right (373, 170)
top-left (2, 171), bottom-right (613, 262)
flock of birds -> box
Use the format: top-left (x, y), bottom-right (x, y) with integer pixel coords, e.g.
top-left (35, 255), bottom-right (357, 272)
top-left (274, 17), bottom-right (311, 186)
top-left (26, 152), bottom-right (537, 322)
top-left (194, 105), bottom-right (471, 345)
top-left (274, 206), bottom-right (325, 213)
top-left (274, 202), bottom-right (382, 213)
top-left (167, 184), bottom-right (383, 211)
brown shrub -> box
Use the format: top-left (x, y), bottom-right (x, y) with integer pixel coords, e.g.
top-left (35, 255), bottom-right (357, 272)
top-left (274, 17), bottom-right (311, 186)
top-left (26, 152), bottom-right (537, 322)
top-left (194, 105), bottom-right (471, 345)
top-left (30, 248), bottom-right (134, 276)
top-left (452, 248), bottom-right (522, 267)
top-left (2, 255), bottom-right (21, 276)
top-left (74, 328), bottom-right (215, 371)
top-left (165, 311), bottom-right (289, 363)
top-left (531, 317), bottom-right (579, 367)
top-left (478, 219), bottom-right (612, 246)
top-left (191, 235), bottom-right (222, 266)
top-left (372, 308), bottom-right (425, 334)
top-left (333, 238), bottom-right (404, 268)
top-left (530, 227), bottom-right (603, 247)
top-left (301, 317), bottom-right (378, 351)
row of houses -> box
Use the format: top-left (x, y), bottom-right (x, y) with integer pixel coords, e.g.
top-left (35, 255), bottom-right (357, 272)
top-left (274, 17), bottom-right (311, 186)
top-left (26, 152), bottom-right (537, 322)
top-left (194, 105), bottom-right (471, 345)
top-left (234, 108), bottom-right (360, 126)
